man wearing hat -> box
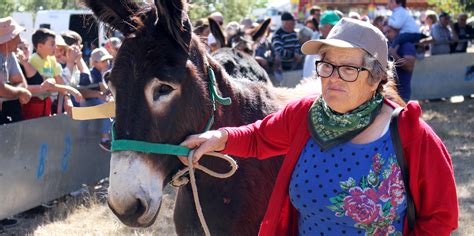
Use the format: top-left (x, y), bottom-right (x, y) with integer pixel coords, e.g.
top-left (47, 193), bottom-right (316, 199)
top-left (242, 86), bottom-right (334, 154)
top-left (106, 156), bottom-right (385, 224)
top-left (272, 12), bottom-right (303, 73)
top-left (319, 11), bottom-right (341, 39)
top-left (431, 12), bottom-right (454, 55)
top-left (302, 11), bottom-right (341, 83)
top-left (0, 17), bottom-right (32, 123)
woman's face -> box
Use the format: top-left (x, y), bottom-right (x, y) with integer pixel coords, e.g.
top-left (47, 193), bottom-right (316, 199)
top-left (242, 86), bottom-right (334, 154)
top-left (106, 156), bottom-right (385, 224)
top-left (320, 47), bottom-right (378, 114)
top-left (55, 45), bottom-right (67, 62)
top-left (17, 41), bottom-right (30, 58)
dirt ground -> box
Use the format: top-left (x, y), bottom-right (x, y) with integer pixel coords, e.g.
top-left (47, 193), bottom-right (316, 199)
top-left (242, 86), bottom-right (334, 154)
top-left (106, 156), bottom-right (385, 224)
top-left (1, 98), bottom-right (473, 236)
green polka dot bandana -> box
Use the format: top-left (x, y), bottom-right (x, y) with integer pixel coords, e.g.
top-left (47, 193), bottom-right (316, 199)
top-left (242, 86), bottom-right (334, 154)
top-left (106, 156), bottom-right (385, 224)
top-left (308, 93), bottom-right (384, 151)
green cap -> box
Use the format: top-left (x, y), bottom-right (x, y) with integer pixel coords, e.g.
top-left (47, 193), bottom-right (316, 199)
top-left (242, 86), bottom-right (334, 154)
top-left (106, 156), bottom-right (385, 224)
top-left (320, 11), bottom-right (341, 26)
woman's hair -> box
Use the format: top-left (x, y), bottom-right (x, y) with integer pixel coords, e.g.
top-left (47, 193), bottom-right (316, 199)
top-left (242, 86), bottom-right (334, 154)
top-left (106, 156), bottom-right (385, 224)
top-left (319, 45), bottom-right (406, 106)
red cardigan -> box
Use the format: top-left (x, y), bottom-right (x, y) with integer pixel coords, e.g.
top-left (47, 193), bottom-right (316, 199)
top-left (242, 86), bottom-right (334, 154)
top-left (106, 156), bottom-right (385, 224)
top-left (223, 95), bottom-right (458, 236)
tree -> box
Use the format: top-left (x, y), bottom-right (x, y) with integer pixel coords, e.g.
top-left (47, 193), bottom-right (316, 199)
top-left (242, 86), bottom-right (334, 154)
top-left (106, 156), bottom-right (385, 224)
top-left (189, 0), bottom-right (269, 23)
top-left (0, 0), bottom-right (77, 17)
top-left (0, 0), bottom-right (17, 17)
top-left (427, 0), bottom-right (473, 15)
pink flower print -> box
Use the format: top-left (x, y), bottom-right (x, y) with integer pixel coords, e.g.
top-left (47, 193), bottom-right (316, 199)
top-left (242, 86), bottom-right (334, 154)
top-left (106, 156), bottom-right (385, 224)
top-left (342, 187), bottom-right (382, 224)
top-left (373, 225), bottom-right (396, 236)
top-left (372, 154), bottom-right (383, 173)
top-left (379, 163), bottom-right (405, 206)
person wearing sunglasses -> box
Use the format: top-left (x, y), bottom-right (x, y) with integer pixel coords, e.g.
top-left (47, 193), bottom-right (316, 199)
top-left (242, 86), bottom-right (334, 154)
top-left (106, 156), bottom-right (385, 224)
top-left (180, 18), bottom-right (458, 235)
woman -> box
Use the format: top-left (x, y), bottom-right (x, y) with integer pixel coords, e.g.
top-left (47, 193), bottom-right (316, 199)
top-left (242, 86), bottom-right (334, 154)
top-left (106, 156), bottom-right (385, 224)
top-left (420, 10), bottom-right (438, 37)
top-left (180, 18), bottom-right (458, 235)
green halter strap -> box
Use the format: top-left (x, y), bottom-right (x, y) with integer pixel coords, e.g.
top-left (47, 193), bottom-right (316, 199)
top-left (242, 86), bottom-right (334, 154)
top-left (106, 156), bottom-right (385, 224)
top-left (110, 65), bottom-right (232, 155)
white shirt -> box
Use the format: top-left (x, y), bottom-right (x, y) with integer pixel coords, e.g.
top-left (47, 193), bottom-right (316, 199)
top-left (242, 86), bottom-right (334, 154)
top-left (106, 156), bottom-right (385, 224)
top-left (389, 6), bottom-right (420, 34)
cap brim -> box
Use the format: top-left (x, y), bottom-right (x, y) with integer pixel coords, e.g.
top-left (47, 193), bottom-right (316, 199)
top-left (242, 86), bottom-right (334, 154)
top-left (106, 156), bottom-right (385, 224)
top-left (13, 25), bottom-right (26, 36)
top-left (100, 55), bottom-right (113, 61)
top-left (301, 39), bottom-right (359, 55)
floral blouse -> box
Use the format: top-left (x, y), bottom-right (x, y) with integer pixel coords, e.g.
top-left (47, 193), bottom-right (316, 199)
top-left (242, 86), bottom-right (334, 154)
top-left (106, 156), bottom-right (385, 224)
top-left (289, 131), bottom-right (407, 236)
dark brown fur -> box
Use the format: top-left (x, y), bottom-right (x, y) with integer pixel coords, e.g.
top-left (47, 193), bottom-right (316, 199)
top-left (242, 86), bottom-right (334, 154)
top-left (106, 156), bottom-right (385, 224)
top-left (83, 0), bottom-right (298, 235)
top-left (209, 18), bottom-right (273, 83)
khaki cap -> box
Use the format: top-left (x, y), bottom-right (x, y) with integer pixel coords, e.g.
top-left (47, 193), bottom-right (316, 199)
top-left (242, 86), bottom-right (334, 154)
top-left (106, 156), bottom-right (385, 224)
top-left (301, 17), bottom-right (388, 69)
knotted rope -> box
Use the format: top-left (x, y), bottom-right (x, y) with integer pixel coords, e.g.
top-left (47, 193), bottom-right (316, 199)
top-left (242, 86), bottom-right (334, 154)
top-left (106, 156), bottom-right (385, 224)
top-left (171, 151), bottom-right (238, 236)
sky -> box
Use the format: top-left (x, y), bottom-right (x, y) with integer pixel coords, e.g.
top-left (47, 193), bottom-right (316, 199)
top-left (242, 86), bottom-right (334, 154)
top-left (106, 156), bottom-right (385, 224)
top-left (268, 0), bottom-right (291, 7)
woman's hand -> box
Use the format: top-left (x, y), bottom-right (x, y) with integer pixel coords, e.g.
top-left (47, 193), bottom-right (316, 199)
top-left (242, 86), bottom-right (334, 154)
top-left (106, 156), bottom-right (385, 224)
top-left (40, 78), bottom-right (57, 91)
top-left (179, 129), bottom-right (228, 165)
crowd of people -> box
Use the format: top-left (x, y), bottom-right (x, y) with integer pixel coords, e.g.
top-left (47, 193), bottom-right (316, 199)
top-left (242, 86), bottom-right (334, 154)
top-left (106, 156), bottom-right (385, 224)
top-left (0, 16), bottom-right (122, 150)
top-left (0, 0), bottom-right (468, 233)
top-left (0, 3), bottom-right (472, 130)
top-left (193, 1), bottom-right (472, 100)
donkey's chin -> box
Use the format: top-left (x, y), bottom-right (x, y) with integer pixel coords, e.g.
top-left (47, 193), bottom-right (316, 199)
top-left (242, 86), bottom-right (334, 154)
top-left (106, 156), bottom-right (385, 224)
top-left (108, 151), bottom-right (166, 228)
top-left (108, 197), bottom-right (162, 227)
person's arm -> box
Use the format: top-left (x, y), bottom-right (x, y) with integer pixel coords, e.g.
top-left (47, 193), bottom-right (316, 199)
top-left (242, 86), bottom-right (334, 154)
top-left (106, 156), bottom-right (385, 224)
top-left (180, 97), bottom-right (315, 164)
top-left (409, 127), bottom-right (458, 234)
top-left (399, 104), bottom-right (458, 234)
top-left (75, 57), bottom-right (90, 74)
top-left (388, 44), bottom-right (416, 71)
top-left (78, 87), bottom-right (103, 99)
top-left (8, 55), bottom-right (28, 89)
top-left (0, 82), bottom-right (31, 104)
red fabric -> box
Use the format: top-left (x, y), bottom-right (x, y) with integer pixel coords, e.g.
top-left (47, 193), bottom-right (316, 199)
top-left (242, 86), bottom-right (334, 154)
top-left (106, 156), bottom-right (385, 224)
top-left (21, 97), bottom-right (52, 120)
top-left (223, 96), bottom-right (458, 236)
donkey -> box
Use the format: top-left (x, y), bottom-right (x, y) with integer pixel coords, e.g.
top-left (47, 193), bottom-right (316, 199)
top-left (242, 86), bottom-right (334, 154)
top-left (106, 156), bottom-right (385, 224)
top-left (84, 0), bottom-right (313, 235)
top-left (209, 18), bottom-right (273, 84)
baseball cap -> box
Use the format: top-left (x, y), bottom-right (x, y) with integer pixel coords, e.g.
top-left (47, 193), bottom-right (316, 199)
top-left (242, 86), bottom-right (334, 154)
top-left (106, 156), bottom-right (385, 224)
top-left (320, 11), bottom-right (341, 26)
top-left (301, 17), bottom-right (388, 69)
top-left (91, 47), bottom-right (113, 62)
top-left (0, 17), bottom-right (26, 44)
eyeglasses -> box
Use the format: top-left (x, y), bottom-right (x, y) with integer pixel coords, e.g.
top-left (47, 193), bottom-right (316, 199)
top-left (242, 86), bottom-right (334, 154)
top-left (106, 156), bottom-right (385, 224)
top-left (315, 60), bottom-right (370, 82)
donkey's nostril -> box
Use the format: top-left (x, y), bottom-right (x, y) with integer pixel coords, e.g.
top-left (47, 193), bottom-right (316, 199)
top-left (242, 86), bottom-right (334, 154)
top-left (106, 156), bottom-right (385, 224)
top-left (123, 198), bottom-right (146, 217)
top-left (135, 198), bottom-right (147, 216)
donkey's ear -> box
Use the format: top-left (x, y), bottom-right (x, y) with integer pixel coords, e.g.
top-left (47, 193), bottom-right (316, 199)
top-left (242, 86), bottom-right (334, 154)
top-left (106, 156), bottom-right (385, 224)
top-left (154, 0), bottom-right (192, 51)
top-left (251, 18), bottom-right (271, 42)
top-left (208, 17), bottom-right (226, 48)
top-left (83, 0), bottom-right (143, 36)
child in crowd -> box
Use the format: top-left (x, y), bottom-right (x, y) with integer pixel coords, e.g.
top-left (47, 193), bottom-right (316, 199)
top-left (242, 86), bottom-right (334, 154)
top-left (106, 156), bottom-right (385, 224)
top-left (22, 28), bottom-right (82, 119)
top-left (80, 47), bottom-right (113, 151)
top-left (387, 0), bottom-right (425, 48)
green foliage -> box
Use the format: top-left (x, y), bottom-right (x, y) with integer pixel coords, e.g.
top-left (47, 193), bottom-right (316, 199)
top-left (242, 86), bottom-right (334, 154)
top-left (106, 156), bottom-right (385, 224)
top-left (189, 0), bottom-right (269, 24)
top-left (0, 0), bottom-right (17, 17)
top-left (1, 0), bottom-right (76, 17)
top-left (427, 0), bottom-right (472, 15)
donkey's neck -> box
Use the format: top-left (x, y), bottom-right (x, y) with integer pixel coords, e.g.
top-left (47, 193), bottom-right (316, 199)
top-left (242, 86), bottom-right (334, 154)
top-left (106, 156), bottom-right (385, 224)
top-left (208, 62), bottom-right (280, 129)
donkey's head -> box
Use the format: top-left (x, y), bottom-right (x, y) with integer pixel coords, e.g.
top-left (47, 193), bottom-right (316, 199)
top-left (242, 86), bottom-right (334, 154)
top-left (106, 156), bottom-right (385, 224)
top-left (209, 18), bottom-right (271, 55)
top-left (85, 0), bottom-right (215, 227)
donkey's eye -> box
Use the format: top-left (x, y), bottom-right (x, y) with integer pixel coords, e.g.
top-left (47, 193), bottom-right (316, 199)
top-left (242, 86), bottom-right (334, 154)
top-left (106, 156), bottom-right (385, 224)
top-left (153, 84), bottom-right (173, 101)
